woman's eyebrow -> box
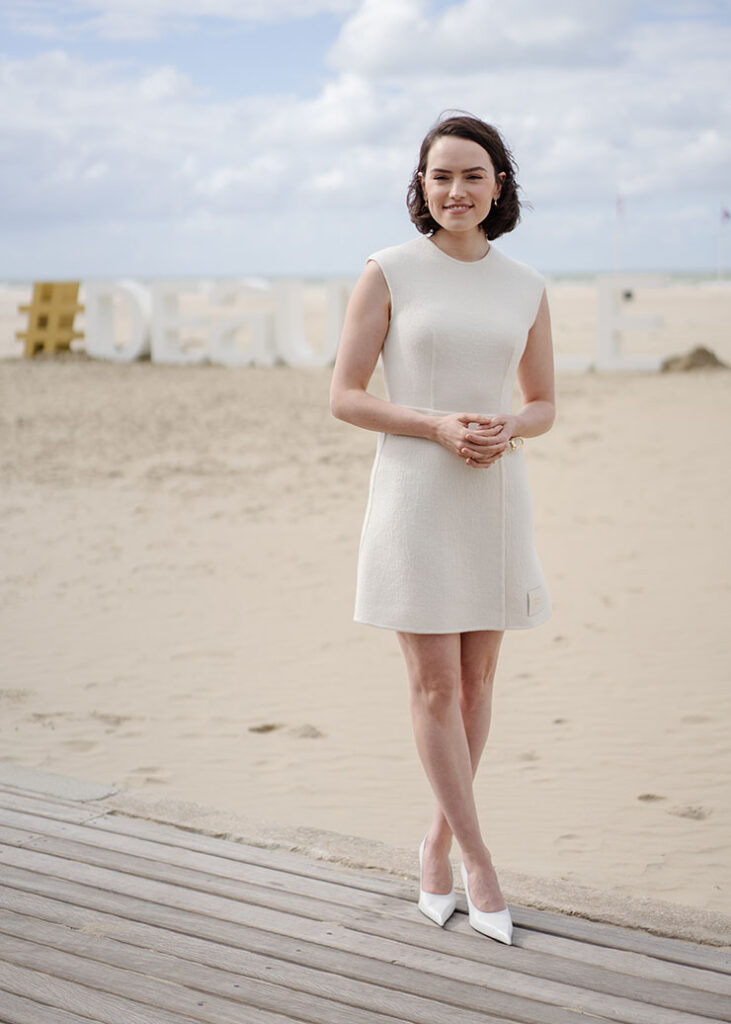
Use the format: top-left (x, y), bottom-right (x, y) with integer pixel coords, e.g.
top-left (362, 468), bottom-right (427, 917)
top-left (429, 166), bottom-right (488, 173)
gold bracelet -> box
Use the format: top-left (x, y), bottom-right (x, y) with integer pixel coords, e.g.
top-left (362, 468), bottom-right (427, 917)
top-left (507, 436), bottom-right (525, 450)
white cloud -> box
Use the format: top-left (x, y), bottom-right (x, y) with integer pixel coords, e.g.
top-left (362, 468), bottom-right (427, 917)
top-left (82, 159), bottom-right (110, 181)
top-left (2, 0), bottom-right (359, 41)
top-left (323, 3), bottom-right (731, 208)
top-left (0, 50), bottom-right (218, 225)
top-left (328, 0), bottom-right (634, 75)
top-left (1, 0), bottom-right (729, 274)
top-left (139, 66), bottom-right (194, 102)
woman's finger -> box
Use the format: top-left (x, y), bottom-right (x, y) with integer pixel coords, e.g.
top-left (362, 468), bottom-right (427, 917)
top-left (463, 449), bottom-right (503, 464)
top-left (459, 413), bottom-right (493, 426)
top-left (461, 446), bottom-right (491, 459)
top-left (463, 439), bottom-right (508, 454)
top-left (465, 429), bottom-right (502, 445)
top-left (466, 422), bottom-right (502, 433)
top-left (464, 440), bottom-right (503, 456)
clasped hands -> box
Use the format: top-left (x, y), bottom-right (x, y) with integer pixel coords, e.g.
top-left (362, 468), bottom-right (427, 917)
top-left (435, 412), bottom-right (518, 468)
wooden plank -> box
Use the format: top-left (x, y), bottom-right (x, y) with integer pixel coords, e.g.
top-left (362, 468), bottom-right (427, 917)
top-left (0, 785), bottom-right (111, 819)
top-left (1, 799), bottom-right (390, 889)
top-left (0, 928), bottom-right (488, 1024)
top-left (0, 988), bottom-right (100, 1024)
top-left (0, 826), bottom-right (407, 919)
top-left (0, 789), bottom-right (109, 825)
top-left (0, 822), bottom-right (46, 849)
top-left (0, 886), bottom-right (613, 1024)
top-left (517, 903), bottom-right (731, 971)
top-left (4, 793), bottom-right (725, 970)
top-left (0, 959), bottom-right (296, 1024)
top-left (2, 784), bottom-right (729, 957)
top-left (0, 831), bottom-right (720, 1024)
top-left (0, 799), bottom-right (727, 1024)
top-left (21, 800), bottom-right (419, 896)
top-left (2, 798), bottom-right (724, 974)
top-left (516, 931), bottom-right (731, 996)
top-left (2, 798), bottom-right (724, 1007)
top-left (4, 820), bottom-right (730, 1010)
top-left (90, 807), bottom-right (731, 970)
top-left (1, 856), bottom-right (727, 1024)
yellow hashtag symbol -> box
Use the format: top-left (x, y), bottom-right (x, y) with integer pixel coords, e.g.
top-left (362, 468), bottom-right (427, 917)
top-left (16, 281), bottom-right (85, 357)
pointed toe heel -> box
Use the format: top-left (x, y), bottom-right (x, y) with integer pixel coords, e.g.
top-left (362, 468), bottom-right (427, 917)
top-left (418, 836), bottom-right (456, 927)
top-left (460, 862), bottom-right (513, 945)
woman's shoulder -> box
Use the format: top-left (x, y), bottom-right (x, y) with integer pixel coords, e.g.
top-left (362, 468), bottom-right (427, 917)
top-left (490, 246), bottom-right (546, 289)
top-left (367, 236), bottom-right (425, 269)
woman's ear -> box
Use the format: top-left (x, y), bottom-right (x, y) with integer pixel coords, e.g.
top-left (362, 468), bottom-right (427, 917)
top-left (496, 170), bottom-right (506, 198)
top-left (418, 170), bottom-right (428, 204)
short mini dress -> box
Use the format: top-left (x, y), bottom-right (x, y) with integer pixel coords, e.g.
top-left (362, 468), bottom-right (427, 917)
top-left (353, 234), bottom-right (552, 634)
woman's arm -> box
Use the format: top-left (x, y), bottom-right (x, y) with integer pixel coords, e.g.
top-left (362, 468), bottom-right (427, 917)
top-left (462, 288), bottom-right (556, 467)
top-left (330, 261), bottom-right (493, 455)
top-left (512, 287), bottom-right (556, 436)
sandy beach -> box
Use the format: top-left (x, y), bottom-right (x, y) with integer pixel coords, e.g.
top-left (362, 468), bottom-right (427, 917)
top-left (1, 278), bottom-right (730, 916)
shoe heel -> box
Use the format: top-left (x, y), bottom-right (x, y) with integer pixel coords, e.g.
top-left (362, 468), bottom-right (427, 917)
top-left (418, 836), bottom-right (456, 927)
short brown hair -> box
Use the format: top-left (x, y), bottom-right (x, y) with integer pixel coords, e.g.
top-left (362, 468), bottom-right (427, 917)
top-left (407, 112), bottom-right (522, 240)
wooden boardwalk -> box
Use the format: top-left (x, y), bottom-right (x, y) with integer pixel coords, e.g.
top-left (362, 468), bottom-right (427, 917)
top-left (0, 780), bottom-right (729, 1024)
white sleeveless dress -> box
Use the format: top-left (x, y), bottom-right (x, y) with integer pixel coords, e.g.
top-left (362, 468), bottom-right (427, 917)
top-left (354, 234), bottom-right (552, 634)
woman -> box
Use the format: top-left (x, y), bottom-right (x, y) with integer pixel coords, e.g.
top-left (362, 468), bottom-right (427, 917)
top-left (329, 112), bottom-right (555, 945)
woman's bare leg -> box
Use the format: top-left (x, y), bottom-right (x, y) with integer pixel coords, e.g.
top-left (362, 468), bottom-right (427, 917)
top-left (429, 629), bottom-right (504, 852)
top-left (399, 629), bottom-right (507, 912)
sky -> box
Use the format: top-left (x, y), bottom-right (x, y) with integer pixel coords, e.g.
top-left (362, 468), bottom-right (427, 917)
top-left (1, 0), bottom-right (729, 278)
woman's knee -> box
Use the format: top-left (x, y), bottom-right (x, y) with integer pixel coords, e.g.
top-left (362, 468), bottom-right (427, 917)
top-left (398, 632), bottom-right (461, 719)
top-left (459, 670), bottom-right (494, 712)
top-left (410, 669), bottom-right (460, 718)
top-left (459, 631), bottom-right (502, 709)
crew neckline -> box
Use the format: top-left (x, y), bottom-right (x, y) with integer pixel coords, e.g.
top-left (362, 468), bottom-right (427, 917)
top-left (424, 235), bottom-right (494, 265)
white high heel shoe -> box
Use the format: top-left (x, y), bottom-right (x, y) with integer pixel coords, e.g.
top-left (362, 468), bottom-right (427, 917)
top-left (418, 836), bottom-right (456, 926)
top-left (460, 862), bottom-right (513, 945)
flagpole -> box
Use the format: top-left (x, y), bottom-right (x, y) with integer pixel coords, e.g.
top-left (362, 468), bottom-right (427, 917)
top-left (614, 193), bottom-right (624, 274)
top-left (719, 204), bottom-right (730, 280)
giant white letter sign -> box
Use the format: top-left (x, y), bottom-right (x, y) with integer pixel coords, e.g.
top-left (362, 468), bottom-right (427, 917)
top-left (207, 280), bottom-right (277, 367)
top-left (595, 275), bottom-right (664, 371)
top-left (150, 281), bottom-right (210, 365)
top-left (84, 280), bottom-right (151, 362)
top-left (273, 279), bottom-right (345, 368)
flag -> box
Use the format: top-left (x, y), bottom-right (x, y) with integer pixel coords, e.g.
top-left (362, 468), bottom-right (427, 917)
top-left (722, 205), bottom-right (731, 223)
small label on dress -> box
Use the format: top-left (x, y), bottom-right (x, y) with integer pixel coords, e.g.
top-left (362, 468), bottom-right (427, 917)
top-left (527, 586), bottom-right (546, 616)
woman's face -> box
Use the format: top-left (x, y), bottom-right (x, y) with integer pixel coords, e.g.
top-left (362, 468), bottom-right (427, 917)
top-left (419, 135), bottom-right (504, 234)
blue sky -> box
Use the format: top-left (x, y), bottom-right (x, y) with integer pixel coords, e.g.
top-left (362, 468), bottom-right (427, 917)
top-left (1, 1), bottom-right (729, 278)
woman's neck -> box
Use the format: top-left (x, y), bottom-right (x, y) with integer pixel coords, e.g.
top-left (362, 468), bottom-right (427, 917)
top-left (430, 228), bottom-right (489, 263)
